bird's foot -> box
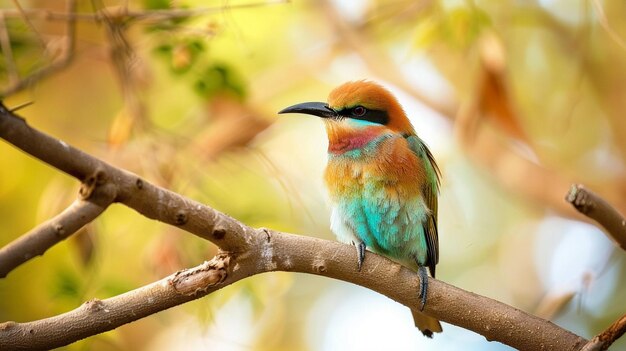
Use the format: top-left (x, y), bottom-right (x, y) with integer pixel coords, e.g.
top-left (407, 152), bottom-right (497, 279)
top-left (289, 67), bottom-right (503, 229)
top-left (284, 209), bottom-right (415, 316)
top-left (418, 266), bottom-right (428, 311)
top-left (356, 241), bottom-right (366, 271)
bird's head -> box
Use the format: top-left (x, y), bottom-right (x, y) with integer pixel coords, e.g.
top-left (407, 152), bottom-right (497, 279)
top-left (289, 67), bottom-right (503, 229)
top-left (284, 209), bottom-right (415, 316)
top-left (278, 80), bottom-right (415, 136)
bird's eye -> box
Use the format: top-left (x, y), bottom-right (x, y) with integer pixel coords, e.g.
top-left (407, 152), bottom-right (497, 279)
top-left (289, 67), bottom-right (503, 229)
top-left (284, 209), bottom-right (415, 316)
top-left (352, 106), bottom-right (366, 117)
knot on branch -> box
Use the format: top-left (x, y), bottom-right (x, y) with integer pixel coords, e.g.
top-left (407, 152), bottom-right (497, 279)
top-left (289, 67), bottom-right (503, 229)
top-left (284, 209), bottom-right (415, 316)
top-left (82, 298), bottom-right (106, 313)
top-left (170, 254), bottom-right (231, 296)
top-left (53, 223), bottom-right (66, 237)
top-left (175, 210), bottom-right (188, 225)
top-left (0, 321), bottom-right (17, 331)
top-left (79, 169), bottom-right (108, 200)
top-left (312, 256), bottom-right (327, 273)
top-left (78, 170), bottom-right (117, 206)
top-left (212, 227), bottom-right (226, 240)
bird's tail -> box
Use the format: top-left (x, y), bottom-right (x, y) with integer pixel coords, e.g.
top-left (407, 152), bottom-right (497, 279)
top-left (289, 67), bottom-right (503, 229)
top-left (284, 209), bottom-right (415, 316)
top-left (411, 309), bottom-right (442, 338)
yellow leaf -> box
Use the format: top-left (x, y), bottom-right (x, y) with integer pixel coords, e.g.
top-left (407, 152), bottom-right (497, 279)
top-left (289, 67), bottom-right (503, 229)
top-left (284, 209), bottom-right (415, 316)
top-left (108, 108), bottom-right (134, 148)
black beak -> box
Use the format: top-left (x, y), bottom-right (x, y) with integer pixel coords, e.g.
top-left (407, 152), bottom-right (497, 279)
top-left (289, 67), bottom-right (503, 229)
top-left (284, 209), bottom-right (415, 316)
top-left (278, 102), bottom-right (337, 119)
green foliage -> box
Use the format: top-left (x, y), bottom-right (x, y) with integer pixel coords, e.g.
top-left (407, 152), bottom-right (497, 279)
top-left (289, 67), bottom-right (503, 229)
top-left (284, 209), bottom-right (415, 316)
top-left (52, 269), bottom-right (82, 302)
top-left (149, 29), bottom-right (246, 100)
top-left (143, 0), bottom-right (172, 10)
top-left (0, 18), bottom-right (46, 89)
top-left (153, 39), bottom-right (206, 74)
top-left (193, 63), bottom-right (247, 100)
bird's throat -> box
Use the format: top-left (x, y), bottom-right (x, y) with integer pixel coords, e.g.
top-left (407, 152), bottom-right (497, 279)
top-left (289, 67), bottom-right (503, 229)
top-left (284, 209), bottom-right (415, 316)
top-left (326, 125), bottom-right (385, 155)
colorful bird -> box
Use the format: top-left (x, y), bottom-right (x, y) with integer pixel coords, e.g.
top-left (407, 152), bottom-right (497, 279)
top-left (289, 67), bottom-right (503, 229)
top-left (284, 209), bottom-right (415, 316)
top-left (279, 80), bottom-right (442, 337)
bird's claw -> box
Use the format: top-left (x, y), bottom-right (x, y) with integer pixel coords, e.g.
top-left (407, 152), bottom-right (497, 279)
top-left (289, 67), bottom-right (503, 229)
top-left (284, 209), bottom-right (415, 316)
top-left (356, 241), bottom-right (366, 271)
top-left (418, 266), bottom-right (428, 311)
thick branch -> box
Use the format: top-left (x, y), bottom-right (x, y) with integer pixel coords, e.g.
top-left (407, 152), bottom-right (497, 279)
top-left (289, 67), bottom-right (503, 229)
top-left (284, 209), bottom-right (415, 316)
top-left (0, 231), bottom-right (587, 351)
top-left (566, 184), bottom-right (626, 251)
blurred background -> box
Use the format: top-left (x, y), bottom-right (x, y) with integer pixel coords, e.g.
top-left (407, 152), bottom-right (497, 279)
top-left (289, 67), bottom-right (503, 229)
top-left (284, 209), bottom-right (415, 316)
top-left (1, 0), bottom-right (626, 350)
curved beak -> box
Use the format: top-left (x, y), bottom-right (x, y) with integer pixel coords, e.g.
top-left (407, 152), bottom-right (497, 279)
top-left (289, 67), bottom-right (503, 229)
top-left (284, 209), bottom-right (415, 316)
top-left (278, 102), bottom-right (337, 119)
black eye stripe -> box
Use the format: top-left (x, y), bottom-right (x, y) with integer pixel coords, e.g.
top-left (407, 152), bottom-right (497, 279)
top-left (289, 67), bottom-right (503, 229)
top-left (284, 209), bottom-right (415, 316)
top-left (336, 106), bottom-right (389, 125)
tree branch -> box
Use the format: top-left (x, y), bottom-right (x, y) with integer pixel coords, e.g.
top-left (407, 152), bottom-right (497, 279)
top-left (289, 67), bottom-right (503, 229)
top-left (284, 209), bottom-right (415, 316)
top-left (0, 1), bottom-right (287, 98)
top-left (0, 0), bottom-right (76, 98)
top-left (0, 1), bottom-right (288, 23)
top-left (0, 231), bottom-right (587, 351)
top-left (566, 184), bottom-right (626, 251)
top-left (0, 102), bottom-right (590, 350)
top-left (0, 195), bottom-right (114, 278)
top-left (581, 313), bottom-right (626, 351)
top-left (0, 102), bottom-right (250, 252)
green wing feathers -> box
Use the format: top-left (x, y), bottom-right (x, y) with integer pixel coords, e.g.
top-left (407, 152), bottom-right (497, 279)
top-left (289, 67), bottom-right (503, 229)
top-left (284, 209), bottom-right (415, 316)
top-left (406, 135), bottom-right (441, 277)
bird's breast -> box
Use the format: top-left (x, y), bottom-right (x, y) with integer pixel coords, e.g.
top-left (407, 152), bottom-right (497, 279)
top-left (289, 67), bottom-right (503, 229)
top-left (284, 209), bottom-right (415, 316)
top-left (324, 141), bottom-right (431, 263)
top-left (324, 135), bottom-right (425, 200)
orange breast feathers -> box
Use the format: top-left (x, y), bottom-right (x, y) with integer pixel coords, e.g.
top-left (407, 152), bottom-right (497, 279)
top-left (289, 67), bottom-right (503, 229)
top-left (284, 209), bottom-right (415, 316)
top-left (324, 135), bottom-right (427, 199)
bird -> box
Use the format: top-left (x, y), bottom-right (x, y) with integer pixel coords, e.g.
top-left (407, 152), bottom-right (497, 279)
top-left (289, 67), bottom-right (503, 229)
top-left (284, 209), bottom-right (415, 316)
top-left (278, 80), bottom-right (442, 337)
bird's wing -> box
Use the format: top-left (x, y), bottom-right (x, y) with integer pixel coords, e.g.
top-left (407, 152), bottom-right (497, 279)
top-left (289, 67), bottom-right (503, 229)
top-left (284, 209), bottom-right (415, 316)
top-left (406, 134), bottom-right (441, 277)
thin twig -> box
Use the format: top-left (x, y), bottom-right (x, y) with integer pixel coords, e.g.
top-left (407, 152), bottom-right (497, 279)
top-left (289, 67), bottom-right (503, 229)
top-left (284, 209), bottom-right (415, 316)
top-left (0, 0), bottom-right (288, 22)
top-left (581, 313), bottom-right (626, 351)
top-left (8, 100), bottom-right (34, 112)
top-left (1, 0), bottom-right (76, 97)
top-left (566, 184), bottom-right (626, 251)
top-left (0, 0), bottom-right (287, 97)
top-left (0, 13), bottom-right (19, 84)
top-left (11, 0), bottom-right (47, 49)
top-left (0, 196), bottom-right (114, 278)
top-left (100, 4), bottom-right (146, 124)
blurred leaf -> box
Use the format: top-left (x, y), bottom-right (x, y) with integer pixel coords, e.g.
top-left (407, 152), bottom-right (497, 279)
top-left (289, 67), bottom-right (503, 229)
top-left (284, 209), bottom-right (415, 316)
top-left (108, 107), bottom-right (135, 148)
top-left (171, 44), bottom-right (193, 72)
top-left (477, 33), bottom-right (528, 142)
top-left (36, 177), bottom-right (75, 222)
top-left (172, 40), bottom-right (205, 73)
top-left (414, 16), bottom-right (441, 48)
top-left (52, 269), bottom-right (81, 301)
top-left (101, 280), bottom-right (134, 298)
top-left (149, 235), bottom-right (183, 276)
top-left (446, 7), bottom-right (491, 48)
top-left (71, 225), bottom-right (97, 267)
top-left (414, 5), bottom-right (491, 50)
top-left (143, 0), bottom-right (172, 10)
top-left (194, 94), bottom-right (270, 159)
top-left (194, 63), bottom-right (247, 100)
top-left (154, 43), bottom-right (173, 55)
top-left (534, 289), bottom-right (577, 320)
